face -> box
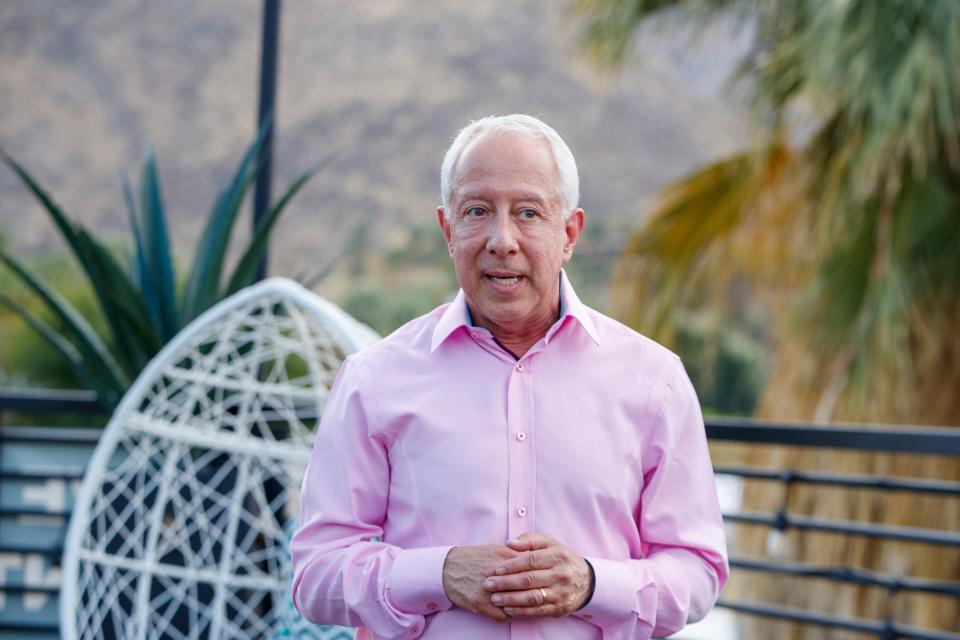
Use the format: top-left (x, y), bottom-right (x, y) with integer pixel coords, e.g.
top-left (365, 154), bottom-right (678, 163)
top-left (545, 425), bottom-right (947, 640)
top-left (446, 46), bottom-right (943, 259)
top-left (438, 131), bottom-right (585, 338)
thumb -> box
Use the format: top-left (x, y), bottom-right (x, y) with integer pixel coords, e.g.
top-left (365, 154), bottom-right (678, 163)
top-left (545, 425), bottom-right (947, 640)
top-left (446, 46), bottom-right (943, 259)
top-left (506, 532), bottom-right (553, 551)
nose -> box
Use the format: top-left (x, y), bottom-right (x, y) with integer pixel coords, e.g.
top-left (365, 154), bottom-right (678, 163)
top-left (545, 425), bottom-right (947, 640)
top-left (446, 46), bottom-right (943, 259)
top-left (485, 212), bottom-right (519, 256)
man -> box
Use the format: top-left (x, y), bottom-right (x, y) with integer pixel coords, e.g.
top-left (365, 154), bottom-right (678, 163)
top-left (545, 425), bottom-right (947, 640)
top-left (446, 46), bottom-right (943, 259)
top-left (291, 114), bottom-right (728, 639)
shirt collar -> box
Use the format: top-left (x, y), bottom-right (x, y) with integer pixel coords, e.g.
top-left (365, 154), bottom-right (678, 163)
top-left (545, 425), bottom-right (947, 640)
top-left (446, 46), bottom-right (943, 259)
top-left (556, 269), bottom-right (601, 346)
top-left (430, 269), bottom-right (600, 353)
top-left (431, 288), bottom-right (472, 353)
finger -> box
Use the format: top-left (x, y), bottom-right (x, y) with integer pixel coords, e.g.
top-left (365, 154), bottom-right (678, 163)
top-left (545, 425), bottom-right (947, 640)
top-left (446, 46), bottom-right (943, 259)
top-left (477, 602), bottom-right (511, 623)
top-left (503, 604), bottom-right (561, 618)
top-left (490, 587), bottom-right (551, 608)
top-left (505, 533), bottom-right (557, 552)
top-left (483, 569), bottom-right (552, 592)
top-left (495, 549), bottom-right (556, 575)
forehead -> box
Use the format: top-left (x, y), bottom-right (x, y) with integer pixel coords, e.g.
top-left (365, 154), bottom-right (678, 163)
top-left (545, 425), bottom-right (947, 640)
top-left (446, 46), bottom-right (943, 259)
top-left (451, 131), bottom-right (560, 202)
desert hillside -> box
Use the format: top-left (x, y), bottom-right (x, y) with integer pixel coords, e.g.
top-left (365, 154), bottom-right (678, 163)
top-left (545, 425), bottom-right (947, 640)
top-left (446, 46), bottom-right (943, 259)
top-left (0, 0), bottom-right (751, 299)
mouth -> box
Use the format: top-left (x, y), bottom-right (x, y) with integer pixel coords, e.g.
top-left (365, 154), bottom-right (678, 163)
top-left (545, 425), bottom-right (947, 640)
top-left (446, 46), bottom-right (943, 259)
top-left (485, 272), bottom-right (524, 287)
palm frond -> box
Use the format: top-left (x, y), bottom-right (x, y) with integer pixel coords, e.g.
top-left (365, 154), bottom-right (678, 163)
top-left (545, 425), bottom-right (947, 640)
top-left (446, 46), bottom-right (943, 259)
top-left (753, 0), bottom-right (960, 197)
top-left (570, 0), bottom-right (743, 66)
top-left (613, 142), bottom-right (794, 339)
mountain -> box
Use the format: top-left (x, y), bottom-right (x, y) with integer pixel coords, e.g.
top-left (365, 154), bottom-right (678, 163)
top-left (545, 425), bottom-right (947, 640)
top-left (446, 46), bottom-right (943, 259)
top-left (0, 0), bottom-right (751, 299)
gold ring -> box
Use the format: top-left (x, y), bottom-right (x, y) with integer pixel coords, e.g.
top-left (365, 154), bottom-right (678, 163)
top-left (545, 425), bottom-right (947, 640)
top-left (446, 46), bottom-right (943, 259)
top-left (538, 587), bottom-right (548, 604)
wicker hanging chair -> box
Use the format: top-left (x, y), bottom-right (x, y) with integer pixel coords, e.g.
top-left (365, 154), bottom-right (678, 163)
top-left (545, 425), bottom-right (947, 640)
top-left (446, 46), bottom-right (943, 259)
top-left (60, 278), bottom-right (378, 640)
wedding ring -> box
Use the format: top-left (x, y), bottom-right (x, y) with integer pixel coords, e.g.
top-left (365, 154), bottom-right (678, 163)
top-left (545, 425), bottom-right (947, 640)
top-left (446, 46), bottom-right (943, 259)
top-left (538, 587), bottom-right (549, 604)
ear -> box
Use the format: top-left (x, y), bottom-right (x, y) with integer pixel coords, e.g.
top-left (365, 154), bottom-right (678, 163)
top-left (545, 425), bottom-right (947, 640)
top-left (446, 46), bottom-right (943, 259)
top-left (562, 209), bottom-right (585, 262)
top-left (437, 207), bottom-right (453, 256)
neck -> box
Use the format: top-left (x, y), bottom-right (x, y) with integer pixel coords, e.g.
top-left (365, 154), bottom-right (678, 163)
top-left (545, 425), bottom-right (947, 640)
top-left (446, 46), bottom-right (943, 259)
top-left (467, 302), bottom-right (560, 359)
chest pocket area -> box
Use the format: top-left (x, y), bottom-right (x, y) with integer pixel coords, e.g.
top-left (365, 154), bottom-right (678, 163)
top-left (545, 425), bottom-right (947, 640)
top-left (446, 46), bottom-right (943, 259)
top-left (385, 410), bottom-right (509, 539)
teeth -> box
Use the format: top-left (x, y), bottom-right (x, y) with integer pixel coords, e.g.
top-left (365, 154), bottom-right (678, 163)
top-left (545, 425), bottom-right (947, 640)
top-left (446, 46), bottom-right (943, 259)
top-left (490, 276), bottom-right (520, 285)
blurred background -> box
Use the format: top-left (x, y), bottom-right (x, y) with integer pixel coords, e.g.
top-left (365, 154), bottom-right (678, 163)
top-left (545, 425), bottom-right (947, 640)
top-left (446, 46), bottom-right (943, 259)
top-left (0, 0), bottom-right (756, 404)
top-left (1, 1), bottom-right (958, 639)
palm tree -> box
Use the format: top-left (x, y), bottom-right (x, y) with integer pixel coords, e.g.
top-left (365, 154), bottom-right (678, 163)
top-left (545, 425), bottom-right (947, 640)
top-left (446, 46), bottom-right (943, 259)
top-left (572, 0), bottom-right (960, 636)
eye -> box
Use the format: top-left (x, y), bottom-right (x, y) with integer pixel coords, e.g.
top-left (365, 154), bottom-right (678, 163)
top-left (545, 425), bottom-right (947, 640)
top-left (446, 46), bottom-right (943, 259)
top-left (465, 206), bottom-right (486, 217)
top-left (519, 208), bottom-right (538, 219)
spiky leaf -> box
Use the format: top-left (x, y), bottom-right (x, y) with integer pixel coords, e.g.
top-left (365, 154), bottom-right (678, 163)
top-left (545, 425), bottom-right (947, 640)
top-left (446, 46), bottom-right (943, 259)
top-left (140, 150), bottom-right (178, 340)
top-left (226, 160), bottom-right (326, 295)
top-left (0, 250), bottom-right (128, 392)
top-left (181, 120), bottom-right (271, 322)
top-left (0, 291), bottom-right (116, 407)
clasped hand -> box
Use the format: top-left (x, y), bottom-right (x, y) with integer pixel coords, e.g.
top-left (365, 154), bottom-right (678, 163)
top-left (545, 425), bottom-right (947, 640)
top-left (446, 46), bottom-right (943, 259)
top-left (441, 533), bottom-right (591, 622)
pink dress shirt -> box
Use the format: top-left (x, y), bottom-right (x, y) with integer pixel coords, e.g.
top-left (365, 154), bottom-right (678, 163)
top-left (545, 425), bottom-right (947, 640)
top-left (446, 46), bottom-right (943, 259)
top-left (291, 272), bottom-right (728, 639)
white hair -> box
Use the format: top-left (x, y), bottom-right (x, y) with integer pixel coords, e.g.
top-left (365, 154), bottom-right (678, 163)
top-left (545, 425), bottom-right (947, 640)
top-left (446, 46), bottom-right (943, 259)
top-left (440, 114), bottom-right (580, 219)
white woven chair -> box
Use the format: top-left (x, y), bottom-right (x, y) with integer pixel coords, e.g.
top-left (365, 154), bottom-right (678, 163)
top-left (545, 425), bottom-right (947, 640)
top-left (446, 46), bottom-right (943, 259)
top-left (60, 278), bottom-right (379, 640)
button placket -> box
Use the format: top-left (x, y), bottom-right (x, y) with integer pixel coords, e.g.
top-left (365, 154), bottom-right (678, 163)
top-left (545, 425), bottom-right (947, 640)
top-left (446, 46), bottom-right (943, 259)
top-left (506, 357), bottom-right (536, 541)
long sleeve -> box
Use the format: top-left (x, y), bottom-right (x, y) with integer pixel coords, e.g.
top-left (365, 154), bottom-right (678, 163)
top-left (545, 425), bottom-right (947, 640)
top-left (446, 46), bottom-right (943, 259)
top-left (574, 355), bottom-right (729, 639)
top-left (290, 357), bottom-right (454, 639)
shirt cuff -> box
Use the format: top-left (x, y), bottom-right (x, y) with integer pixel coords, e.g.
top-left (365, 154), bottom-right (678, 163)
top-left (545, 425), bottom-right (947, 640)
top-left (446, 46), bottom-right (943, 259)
top-left (385, 545), bottom-right (456, 616)
top-left (573, 557), bottom-right (658, 630)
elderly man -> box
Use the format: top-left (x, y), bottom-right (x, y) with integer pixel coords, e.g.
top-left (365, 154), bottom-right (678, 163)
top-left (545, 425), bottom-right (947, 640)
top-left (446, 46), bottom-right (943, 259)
top-left (291, 114), bottom-right (728, 639)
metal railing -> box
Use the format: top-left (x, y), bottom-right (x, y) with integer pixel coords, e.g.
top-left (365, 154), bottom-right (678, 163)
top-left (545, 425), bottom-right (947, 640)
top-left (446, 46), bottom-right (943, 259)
top-left (707, 419), bottom-right (960, 640)
top-left (1, 388), bottom-right (958, 639)
top-left (0, 389), bottom-right (104, 636)
top-left (0, 387), bottom-right (106, 419)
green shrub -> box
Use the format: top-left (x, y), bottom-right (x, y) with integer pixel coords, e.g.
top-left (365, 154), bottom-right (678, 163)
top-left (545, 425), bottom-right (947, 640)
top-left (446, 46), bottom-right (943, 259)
top-left (675, 312), bottom-right (768, 415)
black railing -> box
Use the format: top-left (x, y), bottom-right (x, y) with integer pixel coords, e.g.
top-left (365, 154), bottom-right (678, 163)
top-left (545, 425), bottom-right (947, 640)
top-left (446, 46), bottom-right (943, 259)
top-left (1, 388), bottom-right (958, 639)
top-left (0, 389), bottom-right (104, 636)
top-left (707, 419), bottom-right (960, 640)
top-left (707, 417), bottom-right (960, 455)
top-left (0, 387), bottom-right (106, 418)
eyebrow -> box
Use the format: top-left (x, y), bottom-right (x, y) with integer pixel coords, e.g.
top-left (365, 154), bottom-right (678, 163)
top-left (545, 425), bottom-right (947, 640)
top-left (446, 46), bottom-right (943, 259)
top-left (458, 192), bottom-right (550, 205)
top-left (457, 193), bottom-right (489, 203)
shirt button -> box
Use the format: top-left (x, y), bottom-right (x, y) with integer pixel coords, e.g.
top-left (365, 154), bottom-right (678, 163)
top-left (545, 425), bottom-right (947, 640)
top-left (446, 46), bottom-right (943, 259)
top-left (515, 362), bottom-right (524, 372)
top-left (410, 625), bottom-right (419, 635)
top-left (516, 432), bottom-right (527, 442)
top-left (427, 602), bottom-right (438, 611)
top-left (517, 506), bottom-right (527, 517)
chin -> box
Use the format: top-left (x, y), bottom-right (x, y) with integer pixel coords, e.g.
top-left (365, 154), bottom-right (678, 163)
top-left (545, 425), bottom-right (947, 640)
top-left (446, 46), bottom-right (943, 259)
top-left (481, 304), bottom-right (531, 326)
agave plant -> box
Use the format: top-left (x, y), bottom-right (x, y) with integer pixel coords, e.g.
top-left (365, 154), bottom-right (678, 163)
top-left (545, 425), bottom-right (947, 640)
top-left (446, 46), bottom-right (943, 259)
top-left (0, 124), bottom-right (323, 408)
